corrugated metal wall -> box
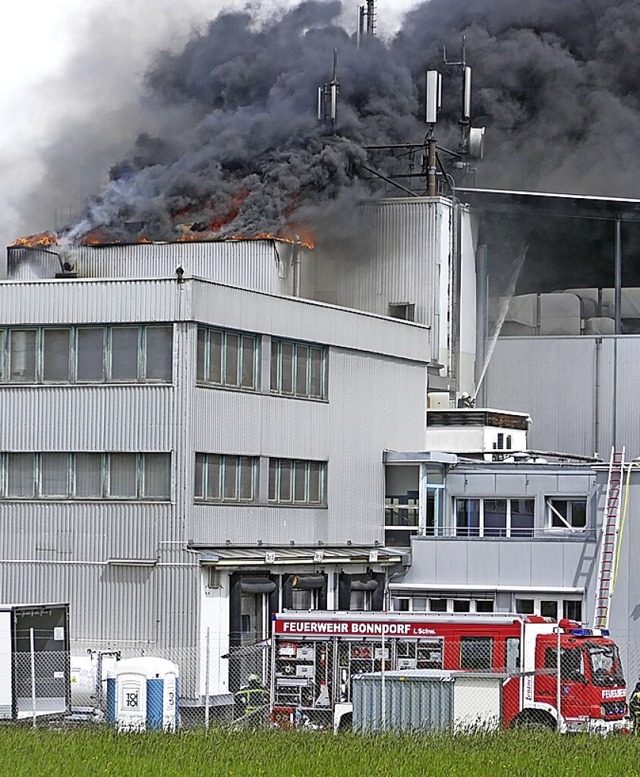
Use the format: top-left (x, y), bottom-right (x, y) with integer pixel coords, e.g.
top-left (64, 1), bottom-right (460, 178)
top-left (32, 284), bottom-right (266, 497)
top-left (484, 334), bottom-right (640, 458)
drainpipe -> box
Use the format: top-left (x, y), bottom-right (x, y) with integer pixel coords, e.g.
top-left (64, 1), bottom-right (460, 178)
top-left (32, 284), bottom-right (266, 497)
top-left (292, 238), bottom-right (302, 298)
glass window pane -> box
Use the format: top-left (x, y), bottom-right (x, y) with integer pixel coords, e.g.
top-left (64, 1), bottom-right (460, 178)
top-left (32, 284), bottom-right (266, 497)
top-left (75, 453), bottom-right (103, 497)
top-left (309, 347), bottom-right (324, 398)
top-left (571, 500), bottom-right (587, 528)
top-left (293, 460), bottom-right (307, 502)
top-left (111, 328), bottom-right (139, 380)
top-left (550, 499), bottom-right (568, 527)
top-left (225, 333), bottom-right (240, 386)
top-left (515, 598), bottom-right (535, 615)
top-left (240, 336), bottom-right (257, 389)
top-left (7, 453), bottom-right (35, 497)
top-left (511, 498), bottom-right (535, 537)
top-left (145, 327), bottom-right (172, 381)
top-left (268, 459), bottom-right (277, 500)
top-left (280, 342), bottom-right (294, 394)
top-left (9, 330), bottom-right (36, 382)
top-left (209, 331), bottom-right (223, 384)
top-left (194, 454), bottom-right (204, 498)
top-left (77, 328), bottom-right (105, 381)
top-left (541, 600), bottom-right (558, 618)
top-left (279, 460), bottom-right (292, 502)
top-left (197, 328), bottom-right (206, 382)
top-left (238, 457), bottom-right (255, 501)
top-left (143, 453), bottom-right (170, 498)
top-left (223, 456), bottom-right (238, 499)
top-left (484, 498), bottom-right (507, 537)
top-left (270, 340), bottom-right (279, 392)
top-left (295, 345), bottom-right (309, 395)
top-left (308, 462), bottom-right (323, 504)
top-left (456, 498), bottom-right (480, 537)
top-left (40, 453), bottom-right (68, 496)
top-left (206, 455), bottom-right (221, 501)
top-left (43, 329), bottom-right (70, 382)
top-left (109, 453), bottom-right (137, 497)
top-left (460, 637), bottom-right (492, 670)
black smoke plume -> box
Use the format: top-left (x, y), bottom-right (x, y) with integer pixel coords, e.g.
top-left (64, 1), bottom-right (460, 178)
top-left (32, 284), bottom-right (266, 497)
top-left (24, 0), bottom-right (640, 246)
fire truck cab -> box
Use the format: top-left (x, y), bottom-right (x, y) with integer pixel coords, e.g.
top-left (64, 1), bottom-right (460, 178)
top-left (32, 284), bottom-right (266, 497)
top-left (270, 611), bottom-right (627, 733)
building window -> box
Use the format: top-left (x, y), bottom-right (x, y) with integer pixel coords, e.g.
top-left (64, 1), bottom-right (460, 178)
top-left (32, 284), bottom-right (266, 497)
top-left (194, 454), bottom-right (258, 503)
top-left (384, 492), bottom-right (419, 547)
top-left (1, 325), bottom-right (172, 384)
top-left (460, 637), bottom-right (493, 669)
top-left (547, 498), bottom-right (587, 530)
top-left (0, 452), bottom-right (170, 500)
top-left (563, 600), bottom-right (583, 621)
top-left (270, 339), bottom-right (327, 399)
top-left (196, 326), bottom-right (258, 391)
top-left (268, 459), bottom-right (326, 506)
top-left (514, 596), bottom-right (582, 621)
top-left (455, 498), bottom-right (534, 538)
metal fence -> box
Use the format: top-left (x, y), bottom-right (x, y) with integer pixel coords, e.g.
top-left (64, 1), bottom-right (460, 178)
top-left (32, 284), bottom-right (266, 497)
top-left (5, 635), bottom-right (640, 734)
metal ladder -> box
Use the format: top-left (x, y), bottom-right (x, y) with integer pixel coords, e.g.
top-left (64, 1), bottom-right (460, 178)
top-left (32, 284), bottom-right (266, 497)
top-left (593, 447), bottom-right (625, 630)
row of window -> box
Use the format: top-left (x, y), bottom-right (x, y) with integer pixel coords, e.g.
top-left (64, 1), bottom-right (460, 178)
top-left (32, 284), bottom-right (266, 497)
top-left (385, 495), bottom-right (588, 546)
top-left (197, 326), bottom-right (327, 399)
top-left (0, 325), bottom-right (173, 384)
top-left (194, 454), bottom-right (327, 506)
top-left (0, 453), bottom-right (171, 500)
top-left (0, 324), bottom-right (328, 400)
top-left (391, 596), bottom-right (582, 622)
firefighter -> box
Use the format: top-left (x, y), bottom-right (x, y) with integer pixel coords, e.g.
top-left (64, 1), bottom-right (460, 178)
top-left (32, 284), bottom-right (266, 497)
top-left (235, 674), bottom-right (269, 723)
top-left (629, 681), bottom-right (640, 733)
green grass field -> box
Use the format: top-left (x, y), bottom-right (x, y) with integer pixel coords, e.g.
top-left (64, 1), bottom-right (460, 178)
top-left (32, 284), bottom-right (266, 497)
top-left (1, 728), bottom-right (640, 777)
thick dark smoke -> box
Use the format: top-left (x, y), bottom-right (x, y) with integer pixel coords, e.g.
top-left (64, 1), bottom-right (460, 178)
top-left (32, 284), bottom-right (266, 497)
top-left (20, 0), bottom-right (640, 246)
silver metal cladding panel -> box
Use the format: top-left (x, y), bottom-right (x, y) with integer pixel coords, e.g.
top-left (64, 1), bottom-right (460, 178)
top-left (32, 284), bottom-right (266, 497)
top-left (484, 337), bottom-right (597, 455)
top-left (340, 200), bottom-right (447, 328)
top-left (353, 674), bottom-right (453, 733)
top-left (9, 241), bottom-right (284, 289)
top-left (407, 537), bottom-right (588, 590)
top-left (191, 279), bottom-right (431, 363)
top-left (0, 279), bottom-right (184, 324)
top-left (0, 502), bottom-right (175, 560)
top-left (0, 385), bottom-right (174, 450)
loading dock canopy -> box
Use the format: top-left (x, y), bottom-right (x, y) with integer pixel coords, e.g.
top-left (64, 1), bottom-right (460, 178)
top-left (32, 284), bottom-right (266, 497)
top-left (193, 546), bottom-right (403, 566)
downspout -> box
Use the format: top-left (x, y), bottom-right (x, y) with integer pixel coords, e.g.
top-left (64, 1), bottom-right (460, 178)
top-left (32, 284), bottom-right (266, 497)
top-left (613, 218), bottom-right (622, 448)
top-left (450, 199), bottom-right (462, 395)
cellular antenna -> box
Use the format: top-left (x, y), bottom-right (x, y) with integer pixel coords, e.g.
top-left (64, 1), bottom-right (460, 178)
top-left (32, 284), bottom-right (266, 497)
top-left (317, 49), bottom-right (340, 125)
top-left (444, 35), bottom-right (485, 161)
top-left (357, 0), bottom-right (376, 48)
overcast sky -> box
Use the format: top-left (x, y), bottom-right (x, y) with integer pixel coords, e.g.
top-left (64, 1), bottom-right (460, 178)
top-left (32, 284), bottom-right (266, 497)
top-left (0, 0), bottom-right (420, 253)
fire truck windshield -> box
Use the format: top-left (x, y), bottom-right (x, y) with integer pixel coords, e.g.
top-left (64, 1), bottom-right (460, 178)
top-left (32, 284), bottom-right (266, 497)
top-left (585, 642), bottom-right (624, 687)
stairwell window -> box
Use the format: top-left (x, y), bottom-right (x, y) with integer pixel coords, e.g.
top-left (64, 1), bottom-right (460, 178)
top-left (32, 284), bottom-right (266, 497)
top-left (547, 498), bottom-right (587, 530)
top-left (268, 459), bottom-right (326, 505)
top-left (270, 339), bottom-right (327, 399)
top-left (197, 327), bottom-right (258, 391)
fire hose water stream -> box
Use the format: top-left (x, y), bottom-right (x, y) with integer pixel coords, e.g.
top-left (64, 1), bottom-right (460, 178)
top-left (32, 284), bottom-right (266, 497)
top-left (473, 244), bottom-right (529, 403)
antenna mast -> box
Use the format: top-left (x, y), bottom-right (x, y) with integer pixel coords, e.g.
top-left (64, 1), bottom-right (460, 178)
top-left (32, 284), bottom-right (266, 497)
top-left (317, 49), bottom-right (340, 125)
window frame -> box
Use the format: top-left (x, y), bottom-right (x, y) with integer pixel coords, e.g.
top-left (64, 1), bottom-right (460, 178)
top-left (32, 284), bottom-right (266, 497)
top-left (270, 338), bottom-right (327, 400)
top-left (194, 453), bottom-right (259, 504)
top-left (268, 458), bottom-right (327, 506)
top-left (455, 497), bottom-right (535, 538)
top-left (546, 497), bottom-right (588, 531)
top-left (196, 326), bottom-right (259, 391)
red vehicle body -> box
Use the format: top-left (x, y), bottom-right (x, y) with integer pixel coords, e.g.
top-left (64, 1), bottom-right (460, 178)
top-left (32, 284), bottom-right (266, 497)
top-left (270, 611), bottom-right (627, 732)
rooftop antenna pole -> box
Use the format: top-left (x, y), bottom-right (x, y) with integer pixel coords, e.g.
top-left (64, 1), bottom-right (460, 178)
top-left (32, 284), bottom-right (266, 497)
top-left (425, 70), bottom-right (442, 196)
top-left (444, 35), bottom-right (471, 156)
top-left (317, 49), bottom-right (340, 125)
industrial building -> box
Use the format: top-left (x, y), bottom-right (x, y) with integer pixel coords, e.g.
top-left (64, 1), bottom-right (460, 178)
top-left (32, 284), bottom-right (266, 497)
top-left (4, 189), bottom-right (640, 709)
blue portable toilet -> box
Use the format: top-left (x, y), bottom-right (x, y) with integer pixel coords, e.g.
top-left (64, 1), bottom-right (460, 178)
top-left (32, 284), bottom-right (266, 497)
top-left (106, 657), bottom-right (179, 731)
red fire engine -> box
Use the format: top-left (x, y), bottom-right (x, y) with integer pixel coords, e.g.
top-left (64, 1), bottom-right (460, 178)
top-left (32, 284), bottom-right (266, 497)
top-left (270, 611), bottom-right (627, 733)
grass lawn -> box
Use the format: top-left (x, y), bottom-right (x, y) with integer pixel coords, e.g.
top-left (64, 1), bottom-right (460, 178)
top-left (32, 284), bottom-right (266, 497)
top-left (1, 727), bottom-right (640, 776)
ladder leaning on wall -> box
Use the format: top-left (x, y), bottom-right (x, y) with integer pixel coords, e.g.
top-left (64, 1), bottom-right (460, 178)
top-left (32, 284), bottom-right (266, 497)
top-left (593, 447), bottom-right (625, 630)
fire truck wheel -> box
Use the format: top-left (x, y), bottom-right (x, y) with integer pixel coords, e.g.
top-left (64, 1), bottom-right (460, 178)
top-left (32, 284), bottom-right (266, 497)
top-left (510, 710), bottom-right (556, 731)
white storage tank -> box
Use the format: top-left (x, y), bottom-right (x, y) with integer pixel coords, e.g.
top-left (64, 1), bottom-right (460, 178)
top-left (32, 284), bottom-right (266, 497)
top-left (106, 657), bottom-right (179, 732)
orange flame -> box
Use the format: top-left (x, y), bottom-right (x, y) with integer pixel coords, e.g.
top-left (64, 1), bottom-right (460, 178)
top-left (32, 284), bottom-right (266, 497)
top-left (9, 232), bottom-right (58, 248)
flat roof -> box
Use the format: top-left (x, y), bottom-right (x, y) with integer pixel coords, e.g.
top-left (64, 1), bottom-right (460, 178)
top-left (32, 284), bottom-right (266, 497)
top-left (457, 187), bottom-right (640, 223)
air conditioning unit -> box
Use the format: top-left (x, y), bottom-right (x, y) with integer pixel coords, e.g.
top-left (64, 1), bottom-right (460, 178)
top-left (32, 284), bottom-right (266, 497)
top-left (427, 392), bottom-right (450, 409)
